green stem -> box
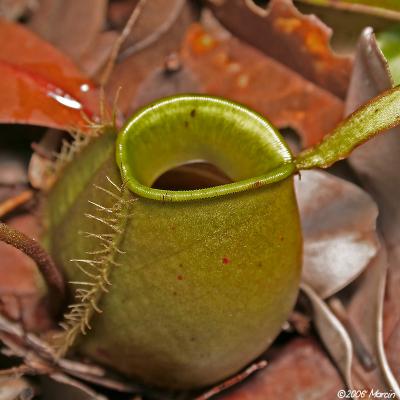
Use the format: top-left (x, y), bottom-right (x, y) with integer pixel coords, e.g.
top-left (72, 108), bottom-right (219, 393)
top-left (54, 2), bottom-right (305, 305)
top-left (296, 86), bottom-right (400, 170)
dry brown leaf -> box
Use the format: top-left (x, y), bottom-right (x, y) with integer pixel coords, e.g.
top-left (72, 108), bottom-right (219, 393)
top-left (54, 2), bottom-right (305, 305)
top-left (180, 23), bottom-right (344, 147)
top-left (0, 213), bottom-right (52, 332)
top-left (134, 61), bottom-right (201, 107)
top-left (346, 27), bottom-right (400, 394)
top-left (295, 170), bottom-right (379, 298)
top-left (301, 283), bottom-right (354, 388)
top-left (0, 152), bottom-right (28, 186)
top-left (219, 338), bottom-right (344, 400)
top-left (28, 0), bottom-right (107, 66)
top-left (207, 0), bottom-right (352, 98)
top-left (0, 0), bottom-right (37, 21)
top-left (106, 0), bottom-right (198, 116)
top-left (118, 0), bottom-right (195, 60)
top-left (0, 376), bottom-right (34, 400)
top-left (346, 248), bottom-right (400, 395)
top-left (79, 31), bottom-right (120, 79)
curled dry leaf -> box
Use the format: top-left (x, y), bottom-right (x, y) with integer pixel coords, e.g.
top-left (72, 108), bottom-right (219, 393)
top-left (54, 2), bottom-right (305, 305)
top-left (0, 19), bottom-right (99, 131)
top-left (180, 23), bottom-right (343, 147)
top-left (346, 27), bottom-right (400, 394)
top-left (28, 0), bottom-right (107, 66)
top-left (301, 283), bottom-right (354, 389)
top-left (219, 338), bottom-right (344, 400)
top-left (206, 0), bottom-right (352, 98)
top-left (106, 0), bottom-right (198, 115)
top-left (295, 170), bottom-right (379, 298)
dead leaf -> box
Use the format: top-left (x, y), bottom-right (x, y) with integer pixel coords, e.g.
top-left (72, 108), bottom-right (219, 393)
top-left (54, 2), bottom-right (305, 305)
top-left (0, 213), bottom-right (52, 332)
top-left (219, 338), bottom-right (344, 400)
top-left (0, 0), bottom-right (37, 21)
top-left (79, 31), bottom-right (120, 79)
top-left (134, 60), bottom-right (201, 107)
top-left (28, 0), bottom-right (107, 66)
top-left (346, 27), bottom-right (400, 392)
top-left (0, 152), bottom-right (28, 186)
top-left (118, 0), bottom-right (196, 60)
top-left (0, 19), bottom-right (100, 131)
top-left (106, 0), bottom-right (198, 116)
top-left (301, 283), bottom-right (354, 389)
top-left (296, 2), bottom-right (396, 55)
top-left (347, 248), bottom-right (400, 396)
top-left (108, 0), bottom-right (140, 30)
top-left (207, 0), bottom-right (352, 98)
top-left (296, 170), bottom-right (379, 298)
top-left (0, 376), bottom-right (34, 400)
top-left (180, 23), bottom-right (344, 147)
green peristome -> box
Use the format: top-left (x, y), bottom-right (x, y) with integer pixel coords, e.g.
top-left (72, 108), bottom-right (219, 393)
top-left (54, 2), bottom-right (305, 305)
top-left (377, 24), bottom-right (400, 85)
top-left (44, 96), bottom-right (302, 389)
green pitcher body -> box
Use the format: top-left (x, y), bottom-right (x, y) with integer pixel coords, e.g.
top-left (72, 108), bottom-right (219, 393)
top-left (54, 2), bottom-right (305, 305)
top-left (44, 95), bottom-right (302, 389)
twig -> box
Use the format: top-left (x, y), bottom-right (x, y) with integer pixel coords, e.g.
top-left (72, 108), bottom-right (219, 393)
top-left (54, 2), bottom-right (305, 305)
top-left (0, 365), bottom-right (31, 377)
top-left (195, 360), bottom-right (267, 399)
top-left (100, 0), bottom-right (147, 86)
top-left (0, 190), bottom-right (34, 219)
top-left (0, 223), bottom-right (65, 313)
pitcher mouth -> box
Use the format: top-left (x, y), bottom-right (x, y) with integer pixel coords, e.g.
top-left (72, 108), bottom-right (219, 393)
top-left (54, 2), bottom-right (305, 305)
top-left (116, 94), bottom-right (294, 202)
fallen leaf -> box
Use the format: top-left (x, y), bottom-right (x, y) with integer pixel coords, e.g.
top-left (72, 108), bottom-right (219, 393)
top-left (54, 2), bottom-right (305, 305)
top-left (295, 170), bottom-right (379, 298)
top-left (0, 0), bottom-right (37, 21)
top-left (301, 283), bottom-right (354, 389)
top-left (108, 0), bottom-right (140, 30)
top-left (0, 213), bottom-right (52, 332)
top-left (106, 0), bottom-right (198, 116)
top-left (28, 0), bottom-right (107, 66)
top-left (347, 248), bottom-right (400, 395)
top-left (79, 31), bottom-right (119, 79)
top-left (0, 19), bottom-right (99, 131)
top-left (346, 27), bottom-right (400, 392)
top-left (0, 376), bottom-right (34, 400)
top-left (180, 23), bottom-right (344, 147)
top-left (118, 0), bottom-right (195, 60)
top-left (345, 27), bottom-right (393, 116)
top-left (219, 338), bottom-right (344, 400)
top-left (0, 151), bottom-right (28, 186)
top-left (134, 61), bottom-right (201, 107)
top-left (207, 0), bottom-right (352, 98)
